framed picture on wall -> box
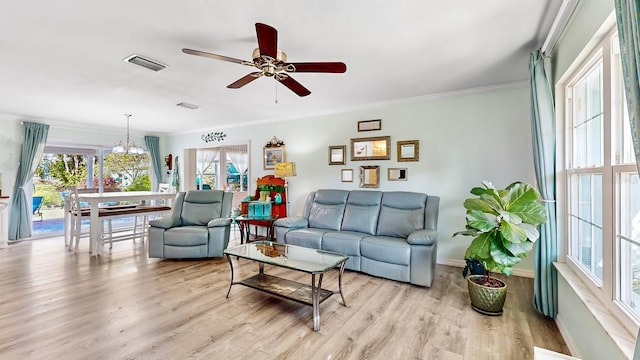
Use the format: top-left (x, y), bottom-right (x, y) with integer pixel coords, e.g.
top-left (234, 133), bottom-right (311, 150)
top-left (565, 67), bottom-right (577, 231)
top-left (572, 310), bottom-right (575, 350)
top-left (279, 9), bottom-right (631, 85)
top-left (350, 136), bottom-right (391, 161)
top-left (341, 169), bottom-right (353, 182)
top-left (388, 167), bottom-right (408, 181)
top-left (397, 140), bottom-right (419, 162)
top-left (264, 146), bottom-right (285, 170)
top-left (357, 119), bottom-right (382, 132)
top-left (329, 145), bottom-right (346, 165)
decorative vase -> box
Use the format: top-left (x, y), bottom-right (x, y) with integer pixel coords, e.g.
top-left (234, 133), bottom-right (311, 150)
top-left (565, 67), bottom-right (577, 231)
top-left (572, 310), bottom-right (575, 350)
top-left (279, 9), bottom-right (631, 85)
top-left (466, 274), bottom-right (507, 316)
top-left (274, 193), bottom-right (282, 204)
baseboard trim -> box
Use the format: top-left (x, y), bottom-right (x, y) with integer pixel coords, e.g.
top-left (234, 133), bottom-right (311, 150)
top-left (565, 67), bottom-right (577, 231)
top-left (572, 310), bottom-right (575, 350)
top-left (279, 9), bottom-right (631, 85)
top-left (437, 258), bottom-right (535, 278)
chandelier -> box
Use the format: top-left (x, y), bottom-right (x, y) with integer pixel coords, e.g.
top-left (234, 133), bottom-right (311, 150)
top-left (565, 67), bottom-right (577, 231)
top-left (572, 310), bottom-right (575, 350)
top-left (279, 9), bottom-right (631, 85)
top-left (112, 114), bottom-right (145, 155)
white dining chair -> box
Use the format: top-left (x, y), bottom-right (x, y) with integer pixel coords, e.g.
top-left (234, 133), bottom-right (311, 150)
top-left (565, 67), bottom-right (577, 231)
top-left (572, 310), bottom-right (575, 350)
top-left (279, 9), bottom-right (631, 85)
top-left (67, 186), bottom-right (113, 253)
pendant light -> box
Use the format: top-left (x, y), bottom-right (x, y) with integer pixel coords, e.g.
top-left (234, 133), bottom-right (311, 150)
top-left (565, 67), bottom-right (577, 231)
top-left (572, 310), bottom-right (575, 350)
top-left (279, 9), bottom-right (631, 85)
top-left (112, 114), bottom-right (144, 154)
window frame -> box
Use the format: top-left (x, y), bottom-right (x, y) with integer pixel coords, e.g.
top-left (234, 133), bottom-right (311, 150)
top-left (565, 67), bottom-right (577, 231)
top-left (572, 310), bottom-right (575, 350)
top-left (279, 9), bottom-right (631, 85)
top-left (559, 25), bottom-right (640, 333)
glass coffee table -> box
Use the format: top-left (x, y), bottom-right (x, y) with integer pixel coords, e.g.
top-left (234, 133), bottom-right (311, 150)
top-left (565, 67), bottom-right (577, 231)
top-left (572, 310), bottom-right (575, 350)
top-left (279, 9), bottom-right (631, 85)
top-left (223, 241), bottom-right (348, 331)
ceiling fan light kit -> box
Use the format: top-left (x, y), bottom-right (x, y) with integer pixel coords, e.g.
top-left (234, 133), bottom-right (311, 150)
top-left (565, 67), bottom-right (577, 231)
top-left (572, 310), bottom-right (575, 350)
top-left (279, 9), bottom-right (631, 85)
top-left (182, 22), bottom-right (346, 97)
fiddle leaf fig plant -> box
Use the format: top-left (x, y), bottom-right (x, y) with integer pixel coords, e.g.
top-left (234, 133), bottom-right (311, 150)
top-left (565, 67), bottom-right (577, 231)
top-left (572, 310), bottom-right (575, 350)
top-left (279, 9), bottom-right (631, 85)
top-left (454, 181), bottom-right (548, 277)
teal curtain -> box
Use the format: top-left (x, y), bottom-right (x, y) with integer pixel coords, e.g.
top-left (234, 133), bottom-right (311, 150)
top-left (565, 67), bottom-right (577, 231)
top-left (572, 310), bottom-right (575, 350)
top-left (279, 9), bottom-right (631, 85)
top-left (615, 0), bottom-right (640, 173)
top-left (8, 122), bottom-right (49, 240)
top-left (144, 135), bottom-right (163, 186)
top-left (615, 3), bottom-right (640, 357)
top-left (529, 50), bottom-right (558, 318)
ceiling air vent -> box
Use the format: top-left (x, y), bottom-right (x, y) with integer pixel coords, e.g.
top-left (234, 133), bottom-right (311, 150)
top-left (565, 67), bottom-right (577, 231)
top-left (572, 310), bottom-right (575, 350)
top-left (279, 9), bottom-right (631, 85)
top-left (123, 54), bottom-right (168, 72)
top-left (177, 102), bottom-right (201, 110)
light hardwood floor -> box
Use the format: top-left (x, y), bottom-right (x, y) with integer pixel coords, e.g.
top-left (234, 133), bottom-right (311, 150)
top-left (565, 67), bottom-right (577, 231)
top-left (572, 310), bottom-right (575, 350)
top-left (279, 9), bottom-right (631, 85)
top-left (0, 234), bottom-right (570, 360)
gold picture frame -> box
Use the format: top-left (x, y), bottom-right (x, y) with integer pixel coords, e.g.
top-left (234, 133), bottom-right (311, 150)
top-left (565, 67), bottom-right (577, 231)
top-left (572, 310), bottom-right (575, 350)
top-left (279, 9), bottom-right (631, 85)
top-left (329, 145), bottom-right (346, 165)
top-left (388, 167), bottom-right (408, 181)
top-left (357, 119), bottom-right (382, 132)
top-left (263, 146), bottom-right (285, 170)
top-left (397, 140), bottom-right (419, 162)
top-left (359, 165), bottom-right (380, 188)
top-left (350, 136), bottom-right (391, 161)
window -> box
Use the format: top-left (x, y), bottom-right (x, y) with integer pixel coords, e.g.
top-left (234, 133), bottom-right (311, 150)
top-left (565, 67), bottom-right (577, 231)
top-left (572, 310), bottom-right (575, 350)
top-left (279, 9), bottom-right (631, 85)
top-left (194, 145), bottom-right (248, 191)
top-left (563, 27), bottom-right (640, 329)
top-left (32, 144), bottom-right (151, 237)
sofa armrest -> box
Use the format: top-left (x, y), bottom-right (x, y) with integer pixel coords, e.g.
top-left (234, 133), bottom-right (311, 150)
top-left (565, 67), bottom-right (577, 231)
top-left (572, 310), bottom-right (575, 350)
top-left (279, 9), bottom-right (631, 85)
top-left (407, 229), bottom-right (437, 246)
top-left (274, 216), bottom-right (308, 229)
top-left (149, 217), bottom-right (182, 229)
top-left (208, 218), bottom-right (232, 228)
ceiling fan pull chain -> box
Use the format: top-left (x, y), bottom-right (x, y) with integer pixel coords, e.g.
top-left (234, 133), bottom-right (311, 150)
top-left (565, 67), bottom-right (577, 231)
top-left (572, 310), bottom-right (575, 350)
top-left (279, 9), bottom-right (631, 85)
top-left (275, 81), bottom-right (278, 104)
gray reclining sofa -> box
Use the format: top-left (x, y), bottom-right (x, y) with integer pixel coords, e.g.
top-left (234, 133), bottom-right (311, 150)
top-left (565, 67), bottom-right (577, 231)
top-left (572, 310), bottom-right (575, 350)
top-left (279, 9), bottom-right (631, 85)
top-left (274, 189), bottom-right (440, 287)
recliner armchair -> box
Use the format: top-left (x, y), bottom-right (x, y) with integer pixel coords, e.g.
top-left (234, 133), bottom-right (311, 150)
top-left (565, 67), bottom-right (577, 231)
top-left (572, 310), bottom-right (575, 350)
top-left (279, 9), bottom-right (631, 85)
top-left (148, 190), bottom-right (233, 258)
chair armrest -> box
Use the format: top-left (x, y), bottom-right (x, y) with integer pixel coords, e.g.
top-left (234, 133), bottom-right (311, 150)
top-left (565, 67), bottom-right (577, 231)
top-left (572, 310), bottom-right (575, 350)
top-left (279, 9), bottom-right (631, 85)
top-left (274, 216), bottom-right (308, 229)
top-left (407, 229), bottom-right (437, 246)
top-left (208, 218), bottom-right (232, 228)
top-left (149, 217), bottom-right (181, 229)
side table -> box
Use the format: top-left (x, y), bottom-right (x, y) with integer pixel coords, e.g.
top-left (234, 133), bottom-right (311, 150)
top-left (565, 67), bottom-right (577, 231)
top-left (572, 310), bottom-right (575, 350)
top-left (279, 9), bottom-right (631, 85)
top-left (234, 215), bottom-right (279, 244)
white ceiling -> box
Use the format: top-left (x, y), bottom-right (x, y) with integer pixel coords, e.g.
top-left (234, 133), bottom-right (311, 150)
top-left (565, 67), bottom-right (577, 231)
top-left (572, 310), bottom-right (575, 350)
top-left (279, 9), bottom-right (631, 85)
top-left (0, 1), bottom-right (563, 135)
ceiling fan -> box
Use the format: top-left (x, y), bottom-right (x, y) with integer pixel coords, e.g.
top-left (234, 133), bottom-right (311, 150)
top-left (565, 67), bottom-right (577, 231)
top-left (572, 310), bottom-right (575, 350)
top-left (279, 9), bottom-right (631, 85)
top-left (182, 23), bottom-right (347, 97)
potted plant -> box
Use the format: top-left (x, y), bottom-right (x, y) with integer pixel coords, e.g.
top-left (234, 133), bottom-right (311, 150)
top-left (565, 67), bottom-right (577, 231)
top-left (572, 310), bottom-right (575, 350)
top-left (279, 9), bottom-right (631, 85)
top-left (454, 181), bottom-right (548, 315)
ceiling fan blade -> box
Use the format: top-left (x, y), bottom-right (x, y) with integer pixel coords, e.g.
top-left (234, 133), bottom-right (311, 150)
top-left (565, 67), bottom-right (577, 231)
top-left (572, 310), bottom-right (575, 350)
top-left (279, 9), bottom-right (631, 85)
top-left (227, 72), bottom-right (263, 89)
top-left (286, 62), bottom-right (347, 73)
top-left (182, 48), bottom-right (248, 65)
top-left (277, 75), bottom-right (311, 97)
top-left (255, 23), bottom-right (278, 59)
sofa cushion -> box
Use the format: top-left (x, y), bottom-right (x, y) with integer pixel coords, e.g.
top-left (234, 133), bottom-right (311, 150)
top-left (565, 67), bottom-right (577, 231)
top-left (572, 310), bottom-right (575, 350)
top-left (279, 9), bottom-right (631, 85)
top-left (164, 226), bottom-right (209, 246)
top-left (164, 244), bottom-right (208, 258)
top-left (376, 192), bottom-right (427, 237)
top-left (283, 228), bottom-right (327, 249)
top-left (361, 257), bottom-right (410, 283)
top-left (307, 190), bottom-right (349, 231)
top-left (360, 236), bottom-right (410, 265)
top-left (322, 231), bottom-right (365, 271)
top-left (341, 190), bottom-right (382, 235)
top-left (181, 191), bottom-right (225, 226)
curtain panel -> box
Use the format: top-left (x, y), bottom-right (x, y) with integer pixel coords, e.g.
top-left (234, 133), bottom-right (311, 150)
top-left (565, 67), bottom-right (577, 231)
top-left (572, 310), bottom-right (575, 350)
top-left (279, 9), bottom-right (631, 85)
top-left (196, 149), bottom-right (219, 178)
top-left (529, 50), bottom-right (558, 318)
top-left (8, 122), bottom-right (49, 240)
top-left (614, 2), bottom-right (640, 357)
top-left (171, 156), bottom-right (180, 191)
top-left (144, 136), bottom-right (163, 186)
top-left (226, 145), bottom-right (248, 191)
top-left (615, 0), bottom-right (640, 173)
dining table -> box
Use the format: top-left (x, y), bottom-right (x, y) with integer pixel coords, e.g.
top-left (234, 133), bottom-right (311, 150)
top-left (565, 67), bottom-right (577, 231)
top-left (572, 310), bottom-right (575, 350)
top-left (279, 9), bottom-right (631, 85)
top-left (63, 191), bottom-right (176, 255)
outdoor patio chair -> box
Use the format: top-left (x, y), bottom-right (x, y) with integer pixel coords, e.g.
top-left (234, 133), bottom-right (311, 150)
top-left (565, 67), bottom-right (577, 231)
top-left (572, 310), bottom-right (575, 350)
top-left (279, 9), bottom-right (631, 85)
top-left (32, 196), bottom-right (44, 221)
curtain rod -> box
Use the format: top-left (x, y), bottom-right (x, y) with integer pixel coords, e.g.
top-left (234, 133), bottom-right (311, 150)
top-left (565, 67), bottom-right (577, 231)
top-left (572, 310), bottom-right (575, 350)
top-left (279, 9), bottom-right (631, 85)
top-left (541, 0), bottom-right (580, 56)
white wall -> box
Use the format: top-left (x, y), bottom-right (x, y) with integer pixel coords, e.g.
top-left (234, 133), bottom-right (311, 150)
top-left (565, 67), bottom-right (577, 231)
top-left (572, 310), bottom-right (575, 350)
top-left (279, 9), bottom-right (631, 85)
top-left (0, 117), bottom-right (23, 198)
top-left (0, 117), bottom-right (23, 246)
top-left (557, 274), bottom-right (627, 360)
top-left (167, 84), bottom-right (536, 272)
top-left (552, 0), bottom-right (614, 84)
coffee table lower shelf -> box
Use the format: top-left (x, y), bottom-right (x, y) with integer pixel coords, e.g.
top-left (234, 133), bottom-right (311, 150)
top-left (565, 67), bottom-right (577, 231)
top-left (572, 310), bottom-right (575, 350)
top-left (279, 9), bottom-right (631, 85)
top-left (238, 273), bottom-right (335, 306)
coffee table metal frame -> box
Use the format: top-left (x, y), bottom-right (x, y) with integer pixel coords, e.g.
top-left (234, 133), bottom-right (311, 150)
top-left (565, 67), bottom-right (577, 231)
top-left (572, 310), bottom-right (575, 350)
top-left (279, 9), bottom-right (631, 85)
top-left (224, 241), bottom-right (348, 331)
